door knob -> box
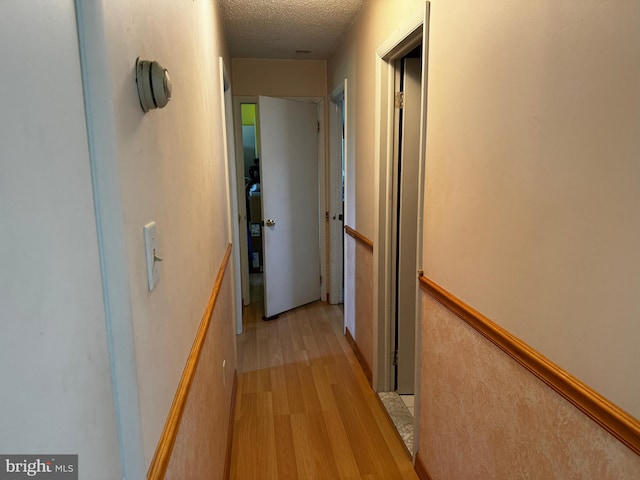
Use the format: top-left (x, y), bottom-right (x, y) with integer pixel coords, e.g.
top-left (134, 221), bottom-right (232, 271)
top-left (265, 219), bottom-right (276, 227)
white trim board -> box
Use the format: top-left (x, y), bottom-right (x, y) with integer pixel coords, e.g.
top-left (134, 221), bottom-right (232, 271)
top-left (219, 57), bottom-right (243, 336)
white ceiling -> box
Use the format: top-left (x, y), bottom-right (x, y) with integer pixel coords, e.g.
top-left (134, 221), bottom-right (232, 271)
top-left (218, 0), bottom-right (366, 60)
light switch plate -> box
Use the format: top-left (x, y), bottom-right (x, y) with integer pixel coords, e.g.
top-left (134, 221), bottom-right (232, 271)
top-left (143, 222), bottom-right (160, 291)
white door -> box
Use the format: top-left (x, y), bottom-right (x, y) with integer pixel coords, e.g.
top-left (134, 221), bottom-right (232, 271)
top-left (258, 96), bottom-right (320, 318)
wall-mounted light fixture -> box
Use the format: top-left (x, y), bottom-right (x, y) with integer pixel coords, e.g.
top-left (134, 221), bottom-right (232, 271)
top-left (135, 58), bottom-right (172, 112)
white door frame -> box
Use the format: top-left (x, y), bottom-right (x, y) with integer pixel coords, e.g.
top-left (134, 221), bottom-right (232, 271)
top-left (219, 58), bottom-right (243, 336)
top-left (232, 96), bottom-right (327, 305)
top-left (372, 1), bottom-right (430, 456)
top-left (313, 98), bottom-right (328, 303)
top-left (328, 81), bottom-right (347, 305)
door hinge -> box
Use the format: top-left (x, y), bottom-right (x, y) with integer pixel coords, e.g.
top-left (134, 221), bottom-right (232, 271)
top-left (395, 92), bottom-right (404, 109)
top-left (320, 274), bottom-right (323, 284)
top-left (393, 350), bottom-right (398, 366)
top-left (317, 121), bottom-right (320, 133)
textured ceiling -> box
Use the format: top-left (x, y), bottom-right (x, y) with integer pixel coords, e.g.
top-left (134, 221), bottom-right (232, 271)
top-left (219, 0), bottom-right (366, 59)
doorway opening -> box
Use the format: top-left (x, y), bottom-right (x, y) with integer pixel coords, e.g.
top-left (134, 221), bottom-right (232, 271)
top-left (373, 3), bottom-right (430, 457)
top-left (392, 46), bottom-right (422, 394)
top-left (378, 44), bottom-right (422, 455)
top-left (240, 103), bottom-right (265, 305)
top-left (233, 96), bottom-right (327, 323)
top-left (329, 81), bottom-right (347, 306)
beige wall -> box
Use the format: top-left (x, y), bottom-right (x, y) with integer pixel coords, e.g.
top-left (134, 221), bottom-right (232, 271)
top-left (423, 0), bottom-right (640, 417)
top-left (102, 0), bottom-right (237, 468)
top-left (232, 58), bottom-right (327, 97)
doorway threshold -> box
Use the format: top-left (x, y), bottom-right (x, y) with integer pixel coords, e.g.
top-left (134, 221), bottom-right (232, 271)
top-left (378, 391), bottom-right (414, 455)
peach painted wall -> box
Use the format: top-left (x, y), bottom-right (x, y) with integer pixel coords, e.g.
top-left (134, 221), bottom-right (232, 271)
top-left (418, 291), bottom-right (640, 478)
top-left (354, 241), bottom-right (374, 377)
top-left (232, 58), bottom-right (326, 97)
top-left (344, 237), bottom-right (357, 337)
top-left (165, 271), bottom-right (236, 479)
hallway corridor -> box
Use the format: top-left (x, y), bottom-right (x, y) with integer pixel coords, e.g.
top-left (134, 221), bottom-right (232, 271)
top-left (229, 301), bottom-right (418, 479)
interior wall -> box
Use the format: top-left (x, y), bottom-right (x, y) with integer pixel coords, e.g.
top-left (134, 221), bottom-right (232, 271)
top-left (165, 271), bottom-right (236, 479)
top-left (331, 0), bottom-right (640, 415)
top-left (355, 242), bottom-right (374, 376)
top-left (345, 238), bottom-right (357, 336)
top-left (331, 0), bottom-right (639, 474)
top-left (242, 103), bottom-right (258, 173)
top-left (419, 293), bottom-right (640, 478)
top-left (0, 1), bottom-right (120, 475)
top-left (328, 0), bottom-right (426, 239)
top-left (423, 0), bottom-right (640, 418)
top-left (328, 0), bottom-right (426, 393)
top-left (232, 58), bottom-right (327, 97)
top-left (101, 0), bottom-right (236, 466)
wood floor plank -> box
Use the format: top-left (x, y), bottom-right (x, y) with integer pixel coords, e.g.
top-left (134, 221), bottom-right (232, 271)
top-left (242, 368), bottom-right (272, 393)
top-left (322, 408), bottom-right (361, 478)
top-left (323, 362), bottom-right (341, 386)
top-left (254, 415), bottom-right (278, 480)
top-left (289, 309), bottom-right (307, 353)
top-left (297, 364), bottom-right (322, 413)
top-left (284, 362), bottom-right (306, 415)
top-left (302, 333), bottom-right (322, 364)
top-left (257, 336), bottom-right (271, 369)
top-left (269, 366), bottom-right (290, 416)
top-left (230, 300), bottom-right (417, 480)
top-left (236, 392), bottom-right (256, 422)
top-left (273, 415), bottom-right (299, 480)
top-left (332, 382), bottom-right (402, 478)
top-left (256, 390), bottom-right (274, 418)
top-left (293, 348), bottom-right (310, 366)
top-left (290, 411), bottom-right (340, 479)
top-left (277, 316), bottom-right (297, 364)
top-left (231, 398), bottom-right (259, 478)
top-left (268, 336), bottom-right (284, 367)
top-left (311, 364), bottom-right (337, 412)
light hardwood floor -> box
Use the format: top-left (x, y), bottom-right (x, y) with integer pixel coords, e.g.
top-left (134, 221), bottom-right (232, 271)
top-left (230, 300), bottom-right (418, 480)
